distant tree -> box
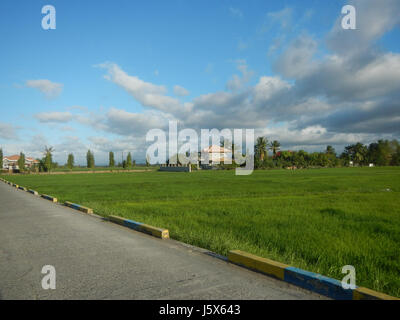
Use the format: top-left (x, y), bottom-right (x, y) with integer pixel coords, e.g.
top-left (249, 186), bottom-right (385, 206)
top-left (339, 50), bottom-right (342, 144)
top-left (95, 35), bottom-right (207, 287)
top-left (0, 148), bottom-right (3, 169)
top-left (67, 153), bottom-right (74, 169)
top-left (326, 145), bottom-right (336, 155)
top-left (389, 139), bottom-right (400, 166)
top-left (269, 140), bottom-right (281, 157)
top-left (132, 159), bottom-right (136, 167)
top-left (18, 152), bottom-right (25, 172)
top-left (146, 154), bottom-right (150, 167)
top-left (122, 160), bottom-right (127, 169)
top-left (86, 150), bottom-right (95, 168)
top-left (126, 152), bottom-right (132, 168)
top-left (255, 137), bottom-right (268, 161)
top-left (367, 140), bottom-right (391, 166)
top-left (344, 143), bottom-right (368, 166)
top-left (109, 151), bottom-right (115, 167)
top-left (43, 146), bottom-right (54, 172)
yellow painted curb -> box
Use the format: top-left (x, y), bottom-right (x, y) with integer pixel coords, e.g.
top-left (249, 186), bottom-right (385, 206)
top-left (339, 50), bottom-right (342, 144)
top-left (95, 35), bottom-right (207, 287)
top-left (64, 201), bottom-right (94, 214)
top-left (228, 250), bottom-right (288, 280)
top-left (353, 286), bottom-right (400, 300)
top-left (41, 194), bottom-right (58, 202)
top-left (109, 215), bottom-right (125, 225)
top-left (141, 223), bottom-right (170, 239)
top-left (109, 215), bottom-right (169, 239)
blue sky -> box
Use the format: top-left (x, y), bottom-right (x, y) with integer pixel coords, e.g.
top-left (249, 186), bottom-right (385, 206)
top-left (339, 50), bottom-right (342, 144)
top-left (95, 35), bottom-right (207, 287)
top-left (1, 0), bottom-right (400, 165)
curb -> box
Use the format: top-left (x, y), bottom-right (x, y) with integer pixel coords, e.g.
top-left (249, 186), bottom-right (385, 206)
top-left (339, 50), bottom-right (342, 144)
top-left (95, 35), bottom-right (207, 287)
top-left (109, 215), bottom-right (169, 239)
top-left (28, 189), bottom-right (39, 195)
top-left (64, 201), bottom-right (93, 214)
top-left (41, 194), bottom-right (58, 202)
top-left (228, 250), bottom-right (399, 300)
top-left (18, 186), bottom-right (27, 191)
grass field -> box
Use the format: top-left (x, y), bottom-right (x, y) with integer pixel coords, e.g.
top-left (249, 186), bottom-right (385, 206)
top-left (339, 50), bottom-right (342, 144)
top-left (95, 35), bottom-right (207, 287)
top-left (2, 167), bottom-right (400, 297)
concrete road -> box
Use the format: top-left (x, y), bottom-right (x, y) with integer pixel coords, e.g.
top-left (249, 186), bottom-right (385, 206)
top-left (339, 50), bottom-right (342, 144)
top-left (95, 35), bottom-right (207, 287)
top-left (0, 181), bottom-right (325, 300)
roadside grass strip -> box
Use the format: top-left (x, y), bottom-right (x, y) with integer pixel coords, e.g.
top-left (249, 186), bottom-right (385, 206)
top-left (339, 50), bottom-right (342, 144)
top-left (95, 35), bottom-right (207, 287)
top-left (64, 201), bottom-right (93, 214)
top-left (228, 250), bottom-right (399, 300)
top-left (109, 215), bottom-right (169, 239)
top-left (41, 194), bottom-right (58, 202)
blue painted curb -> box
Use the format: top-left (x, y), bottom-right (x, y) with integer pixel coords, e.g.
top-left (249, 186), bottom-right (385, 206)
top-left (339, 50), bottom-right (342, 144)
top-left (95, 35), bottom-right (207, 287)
top-left (284, 266), bottom-right (353, 300)
top-left (123, 219), bottom-right (143, 231)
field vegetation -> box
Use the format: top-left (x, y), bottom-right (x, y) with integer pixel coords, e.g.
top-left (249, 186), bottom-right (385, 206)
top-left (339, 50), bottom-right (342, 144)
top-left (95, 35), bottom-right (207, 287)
top-left (2, 167), bottom-right (400, 297)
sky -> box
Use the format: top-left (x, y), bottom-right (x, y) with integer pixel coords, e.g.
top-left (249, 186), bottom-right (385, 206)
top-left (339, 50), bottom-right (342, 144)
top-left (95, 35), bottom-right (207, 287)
top-left (0, 0), bottom-right (399, 165)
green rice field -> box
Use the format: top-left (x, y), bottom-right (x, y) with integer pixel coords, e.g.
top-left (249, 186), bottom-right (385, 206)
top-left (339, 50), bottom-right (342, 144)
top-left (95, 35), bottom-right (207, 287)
top-left (2, 167), bottom-right (400, 297)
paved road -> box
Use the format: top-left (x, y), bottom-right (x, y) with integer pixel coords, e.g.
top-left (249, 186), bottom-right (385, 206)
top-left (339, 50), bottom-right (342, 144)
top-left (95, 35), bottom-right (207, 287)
top-left (0, 181), bottom-right (325, 300)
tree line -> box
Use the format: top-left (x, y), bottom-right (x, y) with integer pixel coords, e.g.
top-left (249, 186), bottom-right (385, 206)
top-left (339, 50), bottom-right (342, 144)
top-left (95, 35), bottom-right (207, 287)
top-left (254, 138), bottom-right (400, 169)
top-left (2, 138), bottom-right (400, 173)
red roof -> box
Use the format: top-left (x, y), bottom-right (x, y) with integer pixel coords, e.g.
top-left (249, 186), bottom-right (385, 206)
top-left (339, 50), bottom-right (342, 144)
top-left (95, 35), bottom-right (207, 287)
top-left (4, 155), bottom-right (39, 163)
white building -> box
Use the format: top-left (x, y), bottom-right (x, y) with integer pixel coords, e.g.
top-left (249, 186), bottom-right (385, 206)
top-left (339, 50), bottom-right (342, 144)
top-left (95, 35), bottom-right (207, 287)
top-left (199, 145), bottom-right (232, 166)
top-left (2, 155), bottom-right (39, 170)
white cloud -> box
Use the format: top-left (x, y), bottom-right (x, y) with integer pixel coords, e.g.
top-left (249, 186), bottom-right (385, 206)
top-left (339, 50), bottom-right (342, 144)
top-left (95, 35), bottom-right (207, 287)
top-left (0, 122), bottom-right (17, 140)
top-left (26, 79), bottom-right (63, 98)
top-left (98, 62), bottom-right (187, 113)
top-left (173, 85), bottom-right (190, 97)
top-left (35, 112), bottom-right (73, 123)
top-left (226, 60), bottom-right (254, 91)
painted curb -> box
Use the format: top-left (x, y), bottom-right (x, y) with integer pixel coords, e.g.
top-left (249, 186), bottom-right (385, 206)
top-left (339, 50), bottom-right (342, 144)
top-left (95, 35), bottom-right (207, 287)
top-left (284, 266), bottom-right (352, 300)
top-left (228, 250), bottom-right (399, 300)
top-left (353, 286), bottom-right (399, 300)
top-left (12, 183), bottom-right (19, 188)
top-left (228, 250), bottom-right (288, 280)
top-left (28, 189), bottom-right (39, 196)
top-left (41, 194), bottom-right (58, 202)
top-left (64, 201), bottom-right (93, 214)
top-left (18, 186), bottom-right (27, 191)
top-left (109, 215), bottom-right (169, 239)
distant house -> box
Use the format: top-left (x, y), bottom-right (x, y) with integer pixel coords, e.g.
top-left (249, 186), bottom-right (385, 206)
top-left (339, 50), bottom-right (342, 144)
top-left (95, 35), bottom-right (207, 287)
top-left (2, 155), bottom-right (39, 170)
top-left (198, 145), bottom-right (232, 167)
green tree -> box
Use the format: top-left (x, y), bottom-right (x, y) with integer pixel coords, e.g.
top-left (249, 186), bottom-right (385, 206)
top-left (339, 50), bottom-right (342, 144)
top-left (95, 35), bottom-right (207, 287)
top-left (326, 145), bottom-right (336, 155)
top-left (344, 143), bottom-right (368, 166)
top-left (44, 146), bottom-right (54, 172)
top-left (18, 152), bottom-right (26, 172)
top-left (389, 139), bottom-right (400, 166)
top-left (146, 154), bottom-right (150, 167)
top-left (269, 140), bottom-right (281, 157)
top-left (255, 137), bottom-right (268, 161)
top-left (126, 152), bottom-right (132, 168)
top-left (0, 148), bottom-right (3, 170)
top-left (368, 140), bottom-right (391, 166)
top-left (109, 151), bottom-right (115, 167)
top-left (86, 150), bottom-right (95, 168)
top-left (67, 153), bottom-right (74, 169)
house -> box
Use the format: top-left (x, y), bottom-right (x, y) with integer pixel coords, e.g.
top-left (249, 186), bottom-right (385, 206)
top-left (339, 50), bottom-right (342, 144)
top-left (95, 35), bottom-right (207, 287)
top-left (2, 155), bottom-right (39, 170)
top-left (198, 145), bottom-right (232, 167)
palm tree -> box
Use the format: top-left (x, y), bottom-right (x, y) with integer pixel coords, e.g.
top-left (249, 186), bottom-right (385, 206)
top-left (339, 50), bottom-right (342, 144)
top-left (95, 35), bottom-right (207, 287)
top-left (269, 140), bottom-right (281, 156)
top-left (43, 146), bottom-right (54, 172)
top-left (255, 137), bottom-right (268, 161)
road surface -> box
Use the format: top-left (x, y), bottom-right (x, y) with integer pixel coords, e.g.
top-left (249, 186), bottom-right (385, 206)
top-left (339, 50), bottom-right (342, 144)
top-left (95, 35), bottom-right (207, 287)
top-left (0, 181), bottom-right (325, 299)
